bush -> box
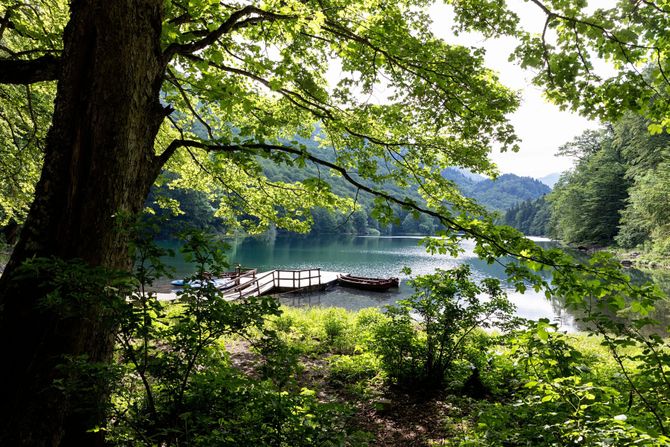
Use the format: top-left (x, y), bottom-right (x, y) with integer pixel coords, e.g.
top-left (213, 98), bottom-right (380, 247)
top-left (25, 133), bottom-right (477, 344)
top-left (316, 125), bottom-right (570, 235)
top-left (448, 321), bottom-right (670, 447)
top-left (329, 352), bottom-right (383, 385)
top-left (372, 265), bottom-right (518, 389)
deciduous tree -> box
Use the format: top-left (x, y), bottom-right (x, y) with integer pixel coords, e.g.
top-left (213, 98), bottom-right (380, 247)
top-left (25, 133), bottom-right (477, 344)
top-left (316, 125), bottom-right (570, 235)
top-left (0, 0), bottom-right (518, 444)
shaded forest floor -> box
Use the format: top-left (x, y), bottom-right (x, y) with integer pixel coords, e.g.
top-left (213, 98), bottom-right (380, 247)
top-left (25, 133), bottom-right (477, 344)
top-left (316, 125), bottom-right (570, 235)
top-left (227, 339), bottom-right (478, 446)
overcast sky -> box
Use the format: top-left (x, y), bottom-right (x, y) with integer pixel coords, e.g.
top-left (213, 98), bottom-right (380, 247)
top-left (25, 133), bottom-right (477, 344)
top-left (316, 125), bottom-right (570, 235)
top-left (429, 2), bottom-right (605, 178)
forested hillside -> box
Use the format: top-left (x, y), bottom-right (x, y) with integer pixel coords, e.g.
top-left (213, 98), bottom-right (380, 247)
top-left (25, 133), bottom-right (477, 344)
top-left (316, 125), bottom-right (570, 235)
top-left (505, 113), bottom-right (670, 257)
top-left (147, 142), bottom-right (551, 237)
top-left (502, 196), bottom-right (552, 237)
top-left (464, 174), bottom-right (550, 211)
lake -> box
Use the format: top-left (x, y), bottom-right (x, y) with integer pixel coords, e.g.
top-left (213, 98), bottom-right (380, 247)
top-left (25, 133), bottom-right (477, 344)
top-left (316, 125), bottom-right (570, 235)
top-left (159, 234), bottom-right (582, 330)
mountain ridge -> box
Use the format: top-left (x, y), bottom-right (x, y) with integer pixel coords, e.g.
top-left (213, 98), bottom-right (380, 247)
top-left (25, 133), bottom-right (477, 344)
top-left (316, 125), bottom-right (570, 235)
top-left (441, 168), bottom-right (551, 211)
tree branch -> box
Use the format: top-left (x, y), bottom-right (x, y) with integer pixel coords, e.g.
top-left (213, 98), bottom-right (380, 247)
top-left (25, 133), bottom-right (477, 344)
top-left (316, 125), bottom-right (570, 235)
top-left (158, 139), bottom-right (469, 234)
top-left (0, 55), bottom-right (60, 84)
top-left (163, 6), bottom-right (294, 61)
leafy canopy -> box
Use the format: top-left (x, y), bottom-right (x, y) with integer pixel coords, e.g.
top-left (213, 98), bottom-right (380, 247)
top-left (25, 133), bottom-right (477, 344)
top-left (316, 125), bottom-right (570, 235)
top-left (1, 0), bottom-right (521, 235)
top-left (450, 0), bottom-right (670, 131)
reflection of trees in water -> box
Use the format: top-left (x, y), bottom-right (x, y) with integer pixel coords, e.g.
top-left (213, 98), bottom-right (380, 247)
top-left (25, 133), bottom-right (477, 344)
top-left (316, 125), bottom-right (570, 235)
top-left (631, 268), bottom-right (670, 334)
top-left (636, 268), bottom-right (670, 298)
top-left (551, 267), bottom-right (670, 334)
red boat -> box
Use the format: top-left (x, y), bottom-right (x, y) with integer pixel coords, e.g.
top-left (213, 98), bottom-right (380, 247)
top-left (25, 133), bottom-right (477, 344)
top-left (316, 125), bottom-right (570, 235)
top-left (338, 274), bottom-right (400, 292)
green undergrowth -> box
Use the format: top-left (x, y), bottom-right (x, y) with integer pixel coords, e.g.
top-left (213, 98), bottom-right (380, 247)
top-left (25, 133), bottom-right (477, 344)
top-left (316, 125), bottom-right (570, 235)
top-left (124, 265), bottom-right (670, 446)
top-left (111, 271), bottom-right (670, 446)
top-left (28, 229), bottom-right (670, 446)
top-left (253, 303), bottom-right (669, 446)
top-left (95, 229), bottom-right (670, 446)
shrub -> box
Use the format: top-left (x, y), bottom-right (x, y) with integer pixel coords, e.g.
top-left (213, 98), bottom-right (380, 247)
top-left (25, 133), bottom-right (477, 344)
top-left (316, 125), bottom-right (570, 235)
top-left (372, 265), bottom-right (518, 389)
top-left (328, 352), bottom-right (383, 385)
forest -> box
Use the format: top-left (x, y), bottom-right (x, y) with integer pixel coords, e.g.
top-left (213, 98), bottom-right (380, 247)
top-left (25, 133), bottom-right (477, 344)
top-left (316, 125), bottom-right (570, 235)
top-left (146, 157), bottom-right (551, 238)
top-left (504, 113), bottom-right (670, 265)
top-left (1, 0), bottom-right (670, 446)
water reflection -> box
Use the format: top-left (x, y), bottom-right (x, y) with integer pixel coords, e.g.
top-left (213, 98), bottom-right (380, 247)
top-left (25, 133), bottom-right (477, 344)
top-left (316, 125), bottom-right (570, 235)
top-left (157, 235), bottom-right (670, 333)
top-left (561, 267), bottom-right (670, 335)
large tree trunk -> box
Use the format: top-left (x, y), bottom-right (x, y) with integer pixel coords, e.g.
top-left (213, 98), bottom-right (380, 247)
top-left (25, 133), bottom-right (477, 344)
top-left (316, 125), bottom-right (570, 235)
top-left (0, 1), bottom-right (168, 445)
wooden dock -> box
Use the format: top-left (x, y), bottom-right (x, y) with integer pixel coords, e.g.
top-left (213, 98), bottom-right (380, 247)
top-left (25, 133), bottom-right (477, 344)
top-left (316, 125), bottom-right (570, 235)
top-left (155, 268), bottom-right (341, 302)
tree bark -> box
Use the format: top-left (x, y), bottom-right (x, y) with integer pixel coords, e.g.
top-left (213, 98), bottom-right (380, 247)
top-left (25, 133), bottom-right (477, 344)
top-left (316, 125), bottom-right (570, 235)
top-left (0, 0), bottom-right (168, 445)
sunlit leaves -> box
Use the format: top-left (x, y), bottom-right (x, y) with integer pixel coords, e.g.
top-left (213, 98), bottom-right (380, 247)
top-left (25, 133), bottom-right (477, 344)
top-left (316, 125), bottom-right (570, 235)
top-left (452, 0), bottom-right (670, 128)
top-left (0, 1), bottom-right (64, 224)
top-left (151, 0), bottom-right (524, 234)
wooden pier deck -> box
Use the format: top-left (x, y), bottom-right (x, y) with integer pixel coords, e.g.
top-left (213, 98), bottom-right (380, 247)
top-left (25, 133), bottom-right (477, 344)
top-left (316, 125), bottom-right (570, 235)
top-left (156, 268), bottom-right (341, 302)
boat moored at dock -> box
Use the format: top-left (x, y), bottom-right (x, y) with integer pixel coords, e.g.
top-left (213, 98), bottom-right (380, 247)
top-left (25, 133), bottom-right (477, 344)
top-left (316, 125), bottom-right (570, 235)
top-left (170, 277), bottom-right (235, 289)
top-left (337, 274), bottom-right (400, 292)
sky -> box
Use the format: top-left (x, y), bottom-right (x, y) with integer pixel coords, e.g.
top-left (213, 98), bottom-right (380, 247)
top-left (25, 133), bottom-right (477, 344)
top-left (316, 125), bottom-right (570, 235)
top-left (428, 2), bottom-right (604, 178)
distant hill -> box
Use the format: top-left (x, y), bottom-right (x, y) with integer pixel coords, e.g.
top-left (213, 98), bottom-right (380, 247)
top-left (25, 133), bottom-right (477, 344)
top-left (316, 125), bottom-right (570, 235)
top-left (150, 154), bottom-right (552, 238)
top-left (441, 167), bottom-right (478, 186)
top-left (537, 172), bottom-right (561, 188)
top-left (257, 135), bottom-right (549, 213)
top-left (452, 167), bottom-right (486, 183)
top-left (441, 169), bottom-right (551, 212)
top-left (260, 146), bottom-right (551, 221)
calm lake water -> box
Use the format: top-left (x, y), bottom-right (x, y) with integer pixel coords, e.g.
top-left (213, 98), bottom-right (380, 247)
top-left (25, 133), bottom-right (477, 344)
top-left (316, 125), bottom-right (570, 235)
top-left (159, 234), bottom-right (586, 330)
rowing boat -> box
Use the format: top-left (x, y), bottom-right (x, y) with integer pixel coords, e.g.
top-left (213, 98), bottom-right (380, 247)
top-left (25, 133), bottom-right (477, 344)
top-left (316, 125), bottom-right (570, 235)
top-left (338, 274), bottom-right (400, 292)
top-left (170, 277), bottom-right (235, 290)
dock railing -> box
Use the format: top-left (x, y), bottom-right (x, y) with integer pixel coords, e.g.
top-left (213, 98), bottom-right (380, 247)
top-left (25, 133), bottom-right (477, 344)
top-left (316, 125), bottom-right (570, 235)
top-left (221, 268), bottom-right (322, 300)
top-left (274, 268), bottom-right (322, 289)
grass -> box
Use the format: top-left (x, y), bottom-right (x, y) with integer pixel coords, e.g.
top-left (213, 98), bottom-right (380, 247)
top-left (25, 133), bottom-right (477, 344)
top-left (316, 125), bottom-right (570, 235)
top-left (135, 296), bottom-right (662, 447)
top-left (215, 304), bottom-right (651, 446)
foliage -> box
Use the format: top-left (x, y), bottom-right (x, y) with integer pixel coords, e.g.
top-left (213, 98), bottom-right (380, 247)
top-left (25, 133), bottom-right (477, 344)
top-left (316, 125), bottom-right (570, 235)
top-left (619, 161), bottom-right (670, 255)
top-left (106, 230), bottom-right (367, 446)
top-left (372, 265), bottom-right (517, 388)
top-left (1, 0), bottom-right (524, 246)
top-left (548, 128), bottom-right (630, 246)
top-left (156, 0), bottom-right (522, 237)
top-left (0, 0), bottom-right (63, 225)
top-left (230, 297), bottom-right (670, 446)
top-left (508, 113), bottom-right (670, 253)
top-left (144, 171), bottom-right (228, 238)
top-left (444, 321), bottom-right (670, 446)
top-left (503, 195), bottom-right (552, 236)
top-left (109, 235), bottom-right (670, 446)
top-left (266, 306), bottom-right (366, 356)
top-left (150, 154), bottom-right (551, 238)
top-left (451, 0), bottom-right (670, 131)
top-left (5, 0), bottom-right (670, 443)
top-left (28, 243), bottom-right (670, 446)
top-left (448, 0), bottom-right (670, 252)
top-left (0, 82), bottom-right (53, 225)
